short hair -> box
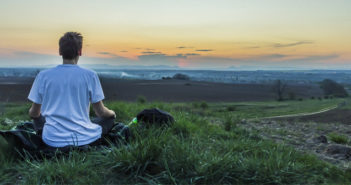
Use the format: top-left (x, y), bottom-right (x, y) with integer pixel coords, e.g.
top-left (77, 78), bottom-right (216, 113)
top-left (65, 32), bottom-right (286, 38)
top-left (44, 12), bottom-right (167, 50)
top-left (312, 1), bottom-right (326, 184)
top-left (59, 32), bottom-right (83, 60)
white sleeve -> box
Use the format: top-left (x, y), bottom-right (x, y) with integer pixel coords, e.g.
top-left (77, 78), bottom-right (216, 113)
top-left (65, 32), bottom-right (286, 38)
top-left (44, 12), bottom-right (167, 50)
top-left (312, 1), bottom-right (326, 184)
top-left (89, 73), bottom-right (105, 103)
top-left (28, 73), bottom-right (43, 104)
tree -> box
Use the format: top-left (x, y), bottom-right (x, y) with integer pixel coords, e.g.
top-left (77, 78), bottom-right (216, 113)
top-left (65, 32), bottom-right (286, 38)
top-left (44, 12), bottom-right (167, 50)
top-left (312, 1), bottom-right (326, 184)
top-left (288, 91), bottom-right (296, 100)
top-left (172, 73), bottom-right (190, 80)
top-left (320, 79), bottom-right (348, 98)
top-left (272, 80), bottom-right (287, 101)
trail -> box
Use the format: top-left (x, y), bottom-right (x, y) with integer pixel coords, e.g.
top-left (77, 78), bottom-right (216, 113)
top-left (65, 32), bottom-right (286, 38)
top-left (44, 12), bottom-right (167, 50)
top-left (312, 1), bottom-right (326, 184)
top-left (260, 104), bottom-right (340, 120)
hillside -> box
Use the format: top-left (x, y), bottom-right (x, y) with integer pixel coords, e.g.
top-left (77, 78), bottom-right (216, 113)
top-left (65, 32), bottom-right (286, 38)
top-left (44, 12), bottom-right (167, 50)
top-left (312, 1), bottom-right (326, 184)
top-left (1, 99), bottom-right (351, 184)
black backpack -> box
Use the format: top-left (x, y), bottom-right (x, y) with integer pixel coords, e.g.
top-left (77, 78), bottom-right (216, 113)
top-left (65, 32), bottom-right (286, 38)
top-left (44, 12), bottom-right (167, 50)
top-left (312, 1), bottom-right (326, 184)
top-left (136, 108), bottom-right (174, 126)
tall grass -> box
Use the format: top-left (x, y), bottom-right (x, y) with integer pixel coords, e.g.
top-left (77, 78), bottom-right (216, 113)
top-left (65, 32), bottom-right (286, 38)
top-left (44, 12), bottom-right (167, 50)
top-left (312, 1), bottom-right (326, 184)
top-left (328, 132), bottom-right (349, 144)
top-left (0, 101), bottom-right (350, 184)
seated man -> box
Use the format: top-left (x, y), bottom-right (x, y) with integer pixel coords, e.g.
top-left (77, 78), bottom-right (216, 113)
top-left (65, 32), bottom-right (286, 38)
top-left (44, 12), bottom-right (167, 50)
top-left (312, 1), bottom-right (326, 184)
top-left (28, 32), bottom-right (116, 147)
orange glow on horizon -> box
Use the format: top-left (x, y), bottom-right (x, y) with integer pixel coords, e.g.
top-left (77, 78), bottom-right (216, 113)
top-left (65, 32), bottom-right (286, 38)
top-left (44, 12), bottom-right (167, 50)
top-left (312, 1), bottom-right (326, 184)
top-left (0, 0), bottom-right (350, 68)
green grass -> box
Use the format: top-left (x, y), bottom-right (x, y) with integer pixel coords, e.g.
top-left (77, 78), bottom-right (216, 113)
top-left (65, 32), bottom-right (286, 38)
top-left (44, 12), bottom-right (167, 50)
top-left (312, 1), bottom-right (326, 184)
top-left (338, 98), bottom-right (351, 110)
top-left (0, 100), bottom-right (351, 184)
top-left (207, 98), bottom-right (345, 120)
top-left (328, 132), bottom-right (349, 144)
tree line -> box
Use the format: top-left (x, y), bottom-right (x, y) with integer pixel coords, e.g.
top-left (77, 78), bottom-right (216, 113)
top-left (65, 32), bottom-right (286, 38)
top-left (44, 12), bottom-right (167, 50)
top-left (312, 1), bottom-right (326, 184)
top-left (272, 79), bottom-right (348, 101)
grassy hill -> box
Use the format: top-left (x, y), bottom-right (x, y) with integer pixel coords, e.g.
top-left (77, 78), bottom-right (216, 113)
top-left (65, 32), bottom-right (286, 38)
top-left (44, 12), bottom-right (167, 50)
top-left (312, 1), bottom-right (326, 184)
top-left (0, 99), bottom-right (351, 184)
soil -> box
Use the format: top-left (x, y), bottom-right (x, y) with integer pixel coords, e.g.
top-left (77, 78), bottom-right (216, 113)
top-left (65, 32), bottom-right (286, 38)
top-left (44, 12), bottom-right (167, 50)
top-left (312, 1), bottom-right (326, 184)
top-left (281, 109), bottom-right (351, 125)
top-left (240, 109), bottom-right (351, 169)
top-left (0, 76), bottom-right (323, 103)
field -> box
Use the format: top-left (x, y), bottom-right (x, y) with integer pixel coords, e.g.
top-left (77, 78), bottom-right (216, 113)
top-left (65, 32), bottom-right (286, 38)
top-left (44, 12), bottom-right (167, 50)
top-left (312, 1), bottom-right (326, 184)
top-left (1, 98), bottom-right (351, 184)
top-left (0, 77), bottom-right (323, 102)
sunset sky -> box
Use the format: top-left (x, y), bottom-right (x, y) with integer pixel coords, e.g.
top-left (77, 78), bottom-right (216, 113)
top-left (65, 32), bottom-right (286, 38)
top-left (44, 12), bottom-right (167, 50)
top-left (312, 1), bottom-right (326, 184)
top-left (0, 0), bottom-right (350, 70)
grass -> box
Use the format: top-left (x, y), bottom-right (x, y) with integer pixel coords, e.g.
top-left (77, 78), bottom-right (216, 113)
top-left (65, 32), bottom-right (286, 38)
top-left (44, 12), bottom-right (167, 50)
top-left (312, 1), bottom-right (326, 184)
top-left (0, 99), bottom-right (351, 184)
top-left (207, 98), bottom-right (345, 120)
top-left (328, 132), bottom-right (349, 144)
top-left (136, 95), bottom-right (147, 104)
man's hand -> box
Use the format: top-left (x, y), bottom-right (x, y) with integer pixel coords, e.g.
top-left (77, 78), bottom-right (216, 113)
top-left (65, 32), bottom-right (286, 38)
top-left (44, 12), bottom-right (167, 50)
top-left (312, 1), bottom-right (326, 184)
top-left (92, 101), bottom-right (116, 118)
top-left (108, 110), bottom-right (116, 119)
top-left (29, 103), bottom-right (41, 118)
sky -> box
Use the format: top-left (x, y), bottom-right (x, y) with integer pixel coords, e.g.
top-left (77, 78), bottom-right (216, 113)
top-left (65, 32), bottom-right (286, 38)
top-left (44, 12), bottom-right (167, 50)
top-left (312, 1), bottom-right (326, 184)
top-left (0, 0), bottom-right (350, 70)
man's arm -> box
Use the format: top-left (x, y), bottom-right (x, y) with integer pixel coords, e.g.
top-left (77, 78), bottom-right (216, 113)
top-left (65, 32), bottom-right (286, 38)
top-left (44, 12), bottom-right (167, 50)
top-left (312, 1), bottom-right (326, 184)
top-left (92, 101), bottom-right (116, 118)
top-left (29, 103), bottom-right (41, 118)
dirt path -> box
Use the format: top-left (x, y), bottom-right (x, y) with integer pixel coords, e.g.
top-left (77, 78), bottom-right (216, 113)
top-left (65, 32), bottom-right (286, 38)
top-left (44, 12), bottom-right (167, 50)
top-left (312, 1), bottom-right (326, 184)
top-left (241, 101), bottom-right (351, 169)
top-left (240, 118), bottom-right (351, 169)
top-left (259, 105), bottom-right (339, 119)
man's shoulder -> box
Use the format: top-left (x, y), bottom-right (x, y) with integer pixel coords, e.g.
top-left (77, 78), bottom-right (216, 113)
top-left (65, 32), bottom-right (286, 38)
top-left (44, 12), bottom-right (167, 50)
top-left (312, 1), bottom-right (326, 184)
top-left (39, 65), bottom-right (97, 77)
top-left (76, 65), bottom-right (98, 76)
top-left (36, 67), bottom-right (53, 77)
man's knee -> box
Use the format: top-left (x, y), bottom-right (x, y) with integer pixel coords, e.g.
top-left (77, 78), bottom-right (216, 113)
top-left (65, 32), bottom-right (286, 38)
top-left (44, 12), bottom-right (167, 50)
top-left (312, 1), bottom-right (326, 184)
top-left (32, 114), bottom-right (45, 135)
top-left (91, 117), bottom-right (115, 135)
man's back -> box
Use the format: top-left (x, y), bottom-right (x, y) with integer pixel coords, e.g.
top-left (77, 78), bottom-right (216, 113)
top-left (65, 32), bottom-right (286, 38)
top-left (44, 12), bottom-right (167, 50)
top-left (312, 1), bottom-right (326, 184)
top-left (28, 64), bottom-right (104, 147)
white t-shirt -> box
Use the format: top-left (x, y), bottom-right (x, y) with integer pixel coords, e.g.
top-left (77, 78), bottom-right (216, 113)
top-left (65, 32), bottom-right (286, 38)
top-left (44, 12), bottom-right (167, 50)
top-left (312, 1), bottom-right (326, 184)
top-left (28, 64), bottom-right (104, 147)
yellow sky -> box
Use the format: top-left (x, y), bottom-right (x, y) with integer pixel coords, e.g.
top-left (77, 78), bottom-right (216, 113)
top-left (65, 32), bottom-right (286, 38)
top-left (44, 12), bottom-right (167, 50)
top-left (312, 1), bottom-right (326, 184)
top-left (0, 0), bottom-right (350, 69)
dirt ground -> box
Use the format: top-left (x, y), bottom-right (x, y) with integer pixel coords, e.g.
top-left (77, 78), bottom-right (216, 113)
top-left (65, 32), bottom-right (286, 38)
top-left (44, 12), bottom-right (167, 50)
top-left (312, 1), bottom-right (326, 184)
top-left (0, 77), bottom-right (323, 103)
top-left (281, 109), bottom-right (351, 125)
top-left (241, 109), bottom-right (351, 169)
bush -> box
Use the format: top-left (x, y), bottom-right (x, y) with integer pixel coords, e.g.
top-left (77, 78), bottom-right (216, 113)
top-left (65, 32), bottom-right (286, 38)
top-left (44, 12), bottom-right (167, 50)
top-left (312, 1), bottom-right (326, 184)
top-left (224, 115), bottom-right (240, 131)
top-left (172, 73), bottom-right (190, 80)
top-left (0, 103), bottom-right (4, 116)
top-left (192, 102), bottom-right (200, 108)
top-left (137, 95), bottom-right (147, 104)
top-left (320, 79), bottom-right (348, 98)
top-left (310, 96), bottom-right (315, 100)
top-left (328, 132), bottom-right (349, 144)
top-left (226, 106), bottom-right (236, 112)
top-left (298, 98), bottom-right (303, 101)
top-left (161, 76), bottom-right (172, 80)
top-left (288, 92), bottom-right (296, 100)
top-left (200, 102), bottom-right (208, 109)
top-left (272, 80), bottom-right (287, 101)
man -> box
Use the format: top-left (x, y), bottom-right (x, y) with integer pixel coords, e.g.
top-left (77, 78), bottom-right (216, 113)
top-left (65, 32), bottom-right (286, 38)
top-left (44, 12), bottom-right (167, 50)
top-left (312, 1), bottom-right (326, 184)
top-left (28, 32), bottom-right (116, 147)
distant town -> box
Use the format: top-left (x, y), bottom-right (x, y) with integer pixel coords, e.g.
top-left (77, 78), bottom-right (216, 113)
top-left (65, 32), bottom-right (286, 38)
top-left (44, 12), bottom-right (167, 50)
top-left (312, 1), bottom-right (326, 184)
top-left (2, 67), bottom-right (351, 86)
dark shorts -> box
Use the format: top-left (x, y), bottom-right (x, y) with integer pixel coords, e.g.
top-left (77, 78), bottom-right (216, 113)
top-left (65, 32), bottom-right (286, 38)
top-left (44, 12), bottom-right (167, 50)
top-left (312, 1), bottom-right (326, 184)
top-left (34, 115), bottom-right (115, 136)
top-left (33, 115), bottom-right (130, 147)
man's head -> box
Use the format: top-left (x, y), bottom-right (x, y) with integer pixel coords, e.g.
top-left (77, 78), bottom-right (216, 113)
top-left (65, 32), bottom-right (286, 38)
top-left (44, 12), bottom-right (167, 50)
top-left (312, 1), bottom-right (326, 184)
top-left (59, 32), bottom-right (83, 60)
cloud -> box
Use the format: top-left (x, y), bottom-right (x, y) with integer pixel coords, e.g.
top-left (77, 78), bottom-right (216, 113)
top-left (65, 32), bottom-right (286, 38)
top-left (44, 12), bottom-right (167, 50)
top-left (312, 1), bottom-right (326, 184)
top-left (137, 53), bottom-right (187, 66)
top-left (145, 48), bottom-right (155, 51)
top-left (184, 53), bottom-right (200, 56)
top-left (258, 54), bottom-right (289, 60)
top-left (139, 53), bottom-right (186, 59)
top-left (97, 52), bottom-right (111, 55)
top-left (0, 48), bottom-right (343, 70)
top-left (120, 50), bottom-right (128, 52)
top-left (141, 51), bottom-right (162, 54)
top-left (175, 53), bottom-right (200, 57)
top-left (177, 46), bottom-right (194, 49)
top-left (195, 49), bottom-right (214, 52)
top-left (97, 51), bottom-right (121, 58)
top-left (273, 41), bottom-right (313, 48)
top-left (288, 54), bottom-right (339, 62)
